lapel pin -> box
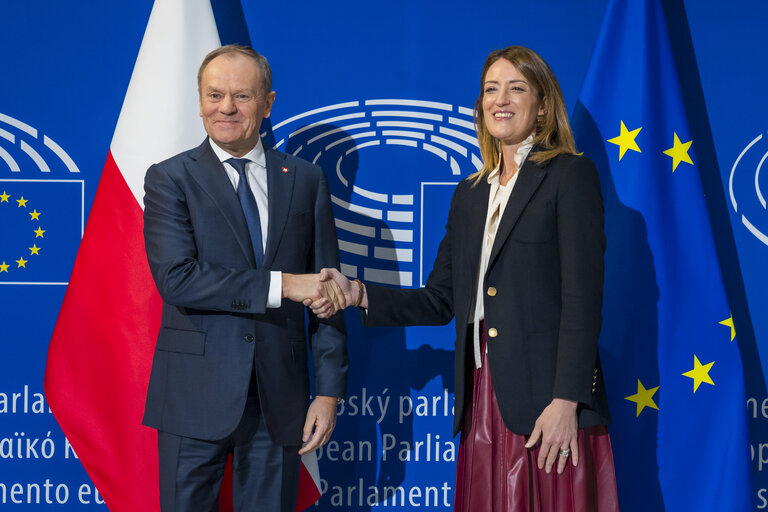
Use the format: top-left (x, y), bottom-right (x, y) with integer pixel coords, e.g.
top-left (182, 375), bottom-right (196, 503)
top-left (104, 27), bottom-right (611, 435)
top-left (282, 167), bottom-right (290, 174)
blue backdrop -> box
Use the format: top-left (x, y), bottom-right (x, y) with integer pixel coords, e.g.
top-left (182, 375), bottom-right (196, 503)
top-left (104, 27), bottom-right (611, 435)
top-left (1, 1), bottom-right (766, 510)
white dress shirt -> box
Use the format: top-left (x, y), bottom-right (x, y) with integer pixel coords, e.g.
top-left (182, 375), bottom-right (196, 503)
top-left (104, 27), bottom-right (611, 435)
top-left (472, 135), bottom-right (534, 368)
top-left (209, 138), bottom-right (282, 308)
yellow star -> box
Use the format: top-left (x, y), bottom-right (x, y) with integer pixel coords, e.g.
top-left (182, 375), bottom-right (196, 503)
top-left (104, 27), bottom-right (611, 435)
top-left (16, 257), bottom-right (27, 268)
top-left (663, 132), bottom-right (693, 171)
top-left (0, 191), bottom-right (9, 202)
top-left (29, 209), bottom-right (41, 220)
top-left (607, 121), bottom-right (642, 160)
top-left (625, 379), bottom-right (659, 417)
top-left (0, 261), bottom-right (8, 272)
top-left (682, 355), bottom-right (715, 392)
top-left (34, 227), bottom-right (45, 238)
top-left (719, 316), bottom-right (736, 342)
top-left (29, 244), bottom-right (40, 256)
top-left (16, 196), bottom-right (28, 207)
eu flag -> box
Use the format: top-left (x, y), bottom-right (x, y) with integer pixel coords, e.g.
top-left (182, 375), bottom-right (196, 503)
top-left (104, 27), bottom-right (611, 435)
top-left (572, 0), bottom-right (751, 510)
top-left (0, 179), bottom-right (82, 284)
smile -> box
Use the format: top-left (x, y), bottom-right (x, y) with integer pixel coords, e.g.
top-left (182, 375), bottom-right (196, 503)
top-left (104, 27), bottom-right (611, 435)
top-left (493, 112), bottom-right (514, 119)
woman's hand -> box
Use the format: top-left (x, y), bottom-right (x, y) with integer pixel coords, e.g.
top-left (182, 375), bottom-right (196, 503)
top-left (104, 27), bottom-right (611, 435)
top-left (524, 398), bottom-right (578, 474)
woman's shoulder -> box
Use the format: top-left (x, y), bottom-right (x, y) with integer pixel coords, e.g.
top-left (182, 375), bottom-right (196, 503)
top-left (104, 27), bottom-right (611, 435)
top-left (546, 151), bottom-right (596, 171)
top-left (542, 152), bottom-right (599, 184)
top-left (452, 174), bottom-right (481, 195)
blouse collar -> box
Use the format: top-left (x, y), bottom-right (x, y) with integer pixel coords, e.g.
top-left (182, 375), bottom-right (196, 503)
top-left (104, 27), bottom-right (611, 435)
top-left (487, 134), bottom-right (535, 183)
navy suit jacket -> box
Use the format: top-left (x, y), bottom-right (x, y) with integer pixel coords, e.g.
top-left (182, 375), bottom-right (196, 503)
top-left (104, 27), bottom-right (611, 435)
top-left (142, 139), bottom-right (347, 445)
top-left (363, 150), bottom-right (610, 436)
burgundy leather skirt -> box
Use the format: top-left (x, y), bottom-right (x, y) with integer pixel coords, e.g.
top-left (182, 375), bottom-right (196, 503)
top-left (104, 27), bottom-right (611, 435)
top-left (454, 327), bottom-right (619, 511)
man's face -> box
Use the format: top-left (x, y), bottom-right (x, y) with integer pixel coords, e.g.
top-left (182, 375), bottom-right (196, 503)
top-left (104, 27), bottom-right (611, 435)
top-left (199, 53), bottom-right (276, 157)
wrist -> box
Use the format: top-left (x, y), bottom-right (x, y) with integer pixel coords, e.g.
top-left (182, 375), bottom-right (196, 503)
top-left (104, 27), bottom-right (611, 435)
top-left (551, 397), bottom-right (578, 412)
top-left (281, 273), bottom-right (294, 299)
top-left (360, 281), bottom-right (368, 309)
top-left (315, 395), bottom-right (343, 405)
top-left (282, 273), bottom-right (310, 301)
top-left (353, 279), bottom-right (364, 307)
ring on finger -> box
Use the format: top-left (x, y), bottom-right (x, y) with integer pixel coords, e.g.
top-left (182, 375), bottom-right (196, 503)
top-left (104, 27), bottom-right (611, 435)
top-left (559, 448), bottom-right (570, 458)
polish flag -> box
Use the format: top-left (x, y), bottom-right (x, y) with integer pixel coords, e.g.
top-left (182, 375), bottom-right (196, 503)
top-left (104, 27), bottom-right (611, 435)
top-left (43, 0), bottom-right (321, 510)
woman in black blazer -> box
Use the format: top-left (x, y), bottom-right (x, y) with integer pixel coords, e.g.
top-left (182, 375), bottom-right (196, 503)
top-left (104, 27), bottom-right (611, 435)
top-left (315, 46), bottom-right (618, 511)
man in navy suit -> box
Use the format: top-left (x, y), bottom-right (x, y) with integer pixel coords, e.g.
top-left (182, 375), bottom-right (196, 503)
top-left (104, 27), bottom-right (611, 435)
top-left (142, 45), bottom-right (347, 511)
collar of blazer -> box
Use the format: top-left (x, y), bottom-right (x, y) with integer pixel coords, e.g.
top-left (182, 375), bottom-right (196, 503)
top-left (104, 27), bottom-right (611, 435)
top-left (486, 146), bottom-right (550, 268)
top-left (184, 138), bottom-right (296, 268)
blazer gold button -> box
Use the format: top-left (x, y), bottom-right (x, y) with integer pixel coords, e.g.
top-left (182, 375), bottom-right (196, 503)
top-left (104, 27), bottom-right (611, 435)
top-left (488, 328), bottom-right (498, 338)
top-left (487, 287), bottom-right (497, 297)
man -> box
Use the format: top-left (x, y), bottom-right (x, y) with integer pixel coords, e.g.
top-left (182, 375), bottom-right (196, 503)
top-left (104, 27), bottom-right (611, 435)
top-left (142, 44), bottom-right (347, 511)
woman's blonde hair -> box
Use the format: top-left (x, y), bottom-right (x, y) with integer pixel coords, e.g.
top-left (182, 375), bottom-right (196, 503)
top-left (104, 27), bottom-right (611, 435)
top-left (473, 46), bottom-right (576, 182)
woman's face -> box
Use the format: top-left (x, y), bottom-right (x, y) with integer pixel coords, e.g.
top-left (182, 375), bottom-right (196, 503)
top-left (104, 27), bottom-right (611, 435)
top-left (482, 58), bottom-right (543, 148)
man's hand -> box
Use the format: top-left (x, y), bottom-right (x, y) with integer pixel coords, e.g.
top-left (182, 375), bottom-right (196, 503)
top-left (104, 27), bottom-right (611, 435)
top-left (282, 273), bottom-right (345, 318)
top-left (298, 396), bottom-right (338, 455)
top-left (524, 398), bottom-right (579, 474)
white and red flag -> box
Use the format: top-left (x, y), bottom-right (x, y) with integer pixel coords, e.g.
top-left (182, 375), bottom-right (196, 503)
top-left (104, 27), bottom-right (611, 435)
top-left (44, 0), bottom-right (321, 510)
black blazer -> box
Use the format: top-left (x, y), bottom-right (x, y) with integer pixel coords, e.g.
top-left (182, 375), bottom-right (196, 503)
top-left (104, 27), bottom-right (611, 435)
top-left (364, 150), bottom-right (610, 436)
top-left (142, 139), bottom-right (347, 445)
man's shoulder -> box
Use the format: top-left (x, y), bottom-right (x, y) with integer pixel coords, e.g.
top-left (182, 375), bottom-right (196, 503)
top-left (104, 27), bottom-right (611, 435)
top-left (156, 140), bottom-right (210, 168)
top-left (145, 140), bottom-right (215, 187)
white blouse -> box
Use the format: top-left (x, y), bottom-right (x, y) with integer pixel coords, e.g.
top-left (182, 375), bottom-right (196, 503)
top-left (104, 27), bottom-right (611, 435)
top-left (471, 136), bottom-right (534, 368)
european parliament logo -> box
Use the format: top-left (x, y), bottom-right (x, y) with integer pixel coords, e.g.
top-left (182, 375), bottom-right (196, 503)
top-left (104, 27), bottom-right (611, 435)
top-left (0, 113), bottom-right (83, 285)
top-left (268, 99), bottom-right (480, 288)
top-left (729, 131), bottom-right (768, 247)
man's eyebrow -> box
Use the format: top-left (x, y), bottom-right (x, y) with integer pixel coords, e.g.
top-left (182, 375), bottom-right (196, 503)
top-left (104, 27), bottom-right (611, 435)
top-left (204, 86), bottom-right (257, 94)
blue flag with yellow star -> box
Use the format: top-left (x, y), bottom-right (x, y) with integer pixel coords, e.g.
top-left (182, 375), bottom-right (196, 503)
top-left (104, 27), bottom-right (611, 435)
top-left (571, 0), bottom-right (751, 510)
top-left (0, 179), bottom-right (82, 284)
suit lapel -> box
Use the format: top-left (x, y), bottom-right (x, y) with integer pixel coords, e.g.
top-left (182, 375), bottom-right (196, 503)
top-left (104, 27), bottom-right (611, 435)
top-left (487, 157), bottom-right (548, 267)
top-left (463, 179), bottom-right (490, 276)
top-left (187, 139), bottom-right (256, 266)
top-left (263, 149), bottom-right (295, 267)
top-left (461, 179), bottom-right (490, 323)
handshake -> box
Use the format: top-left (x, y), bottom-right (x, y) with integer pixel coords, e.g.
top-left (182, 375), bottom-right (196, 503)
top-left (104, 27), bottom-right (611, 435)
top-left (282, 268), bottom-right (365, 318)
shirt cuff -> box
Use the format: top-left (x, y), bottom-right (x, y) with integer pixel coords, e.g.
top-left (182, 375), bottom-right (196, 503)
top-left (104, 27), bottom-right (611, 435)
top-left (267, 271), bottom-right (282, 308)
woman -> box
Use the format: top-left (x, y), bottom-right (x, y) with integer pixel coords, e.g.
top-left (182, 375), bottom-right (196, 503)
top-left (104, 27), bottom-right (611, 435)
top-left (316, 46), bottom-right (618, 511)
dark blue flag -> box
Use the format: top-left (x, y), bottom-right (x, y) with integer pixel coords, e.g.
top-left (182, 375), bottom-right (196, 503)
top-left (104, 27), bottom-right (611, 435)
top-left (572, 0), bottom-right (751, 510)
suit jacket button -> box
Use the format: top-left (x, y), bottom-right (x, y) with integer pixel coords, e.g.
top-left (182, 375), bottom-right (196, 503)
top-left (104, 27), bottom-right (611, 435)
top-left (487, 287), bottom-right (497, 297)
top-left (487, 327), bottom-right (498, 338)
top-left (244, 334), bottom-right (255, 342)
